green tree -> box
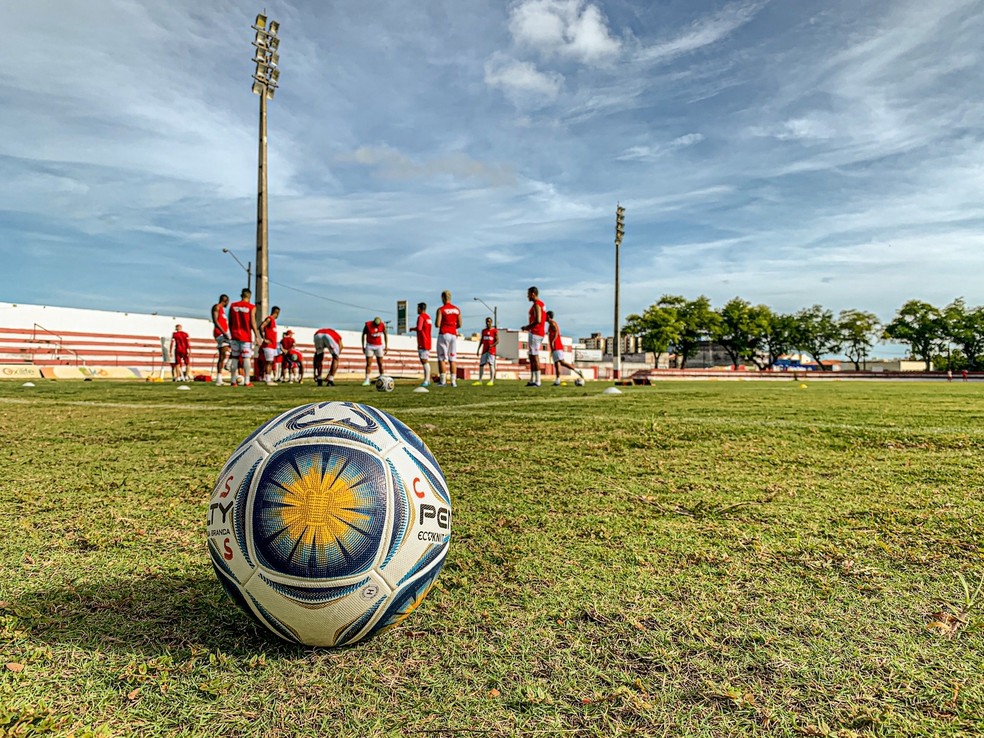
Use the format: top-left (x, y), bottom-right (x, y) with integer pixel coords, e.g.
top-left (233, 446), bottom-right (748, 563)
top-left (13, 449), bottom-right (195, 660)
top-left (762, 311), bottom-right (798, 369)
top-left (623, 296), bottom-right (684, 368)
top-left (838, 309), bottom-right (880, 371)
top-left (883, 300), bottom-right (944, 370)
top-left (675, 295), bottom-right (720, 368)
top-left (793, 305), bottom-right (842, 371)
top-left (712, 297), bottom-right (771, 369)
top-left (943, 298), bottom-right (984, 370)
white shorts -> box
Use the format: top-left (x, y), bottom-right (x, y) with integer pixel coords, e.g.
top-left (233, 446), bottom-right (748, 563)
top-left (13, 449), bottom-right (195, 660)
top-left (551, 349), bottom-right (565, 363)
top-left (215, 334), bottom-right (230, 349)
top-left (263, 346), bottom-right (278, 362)
top-left (314, 334), bottom-right (340, 358)
top-left (437, 333), bottom-right (457, 362)
top-left (418, 349), bottom-right (430, 362)
top-left (528, 334), bottom-right (544, 356)
top-left (230, 340), bottom-right (252, 359)
top-left (364, 345), bottom-right (384, 358)
top-left (480, 352), bottom-right (496, 367)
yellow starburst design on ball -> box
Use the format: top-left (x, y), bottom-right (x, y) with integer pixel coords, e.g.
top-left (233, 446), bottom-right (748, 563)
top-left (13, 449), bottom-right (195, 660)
top-left (276, 461), bottom-right (372, 552)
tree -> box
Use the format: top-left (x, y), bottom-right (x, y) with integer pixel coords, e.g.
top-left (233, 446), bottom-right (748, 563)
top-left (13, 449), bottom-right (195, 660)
top-left (675, 295), bottom-right (720, 368)
top-left (943, 298), bottom-right (984, 371)
top-left (883, 300), bottom-right (944, 370)
top-left (838, 309), bottom-right (880, 371)
top-left (793, 305), bottom-right (842, 371)
top-left (623, 297), bottom-right (684, 368)
top-left (762, 311), bottom-right (798, 369)
top-left (712, 298), bottom-right (771, 369)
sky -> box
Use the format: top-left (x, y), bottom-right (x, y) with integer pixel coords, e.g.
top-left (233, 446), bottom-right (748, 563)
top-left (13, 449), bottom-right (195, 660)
top-left (3, 0), bottom-right (984, 348)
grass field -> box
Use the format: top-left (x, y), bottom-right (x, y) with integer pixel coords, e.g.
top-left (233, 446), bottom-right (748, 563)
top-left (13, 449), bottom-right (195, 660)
top-left (1, 378), bottom-right (982, 737)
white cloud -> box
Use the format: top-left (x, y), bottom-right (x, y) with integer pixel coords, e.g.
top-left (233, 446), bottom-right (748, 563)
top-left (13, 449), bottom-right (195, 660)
top-left (509, 0), bottom-right (621, 65)
top-left (484, 54), bottom-right (563, 107)
top-left (637, 0), bottom-right (766, 64)
top-left (617, 133), bottom-right (705, 161)
top-left (341, 145), bottom-right (516, 186)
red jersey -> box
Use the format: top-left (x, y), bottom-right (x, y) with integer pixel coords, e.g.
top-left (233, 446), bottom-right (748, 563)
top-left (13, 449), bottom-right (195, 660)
top-left (415, 313), bottom-right (432, 351)
top-left (436, 304), bottom-right (461, 335)
top-left (262, 315), bottom-right (278, 348)
top-left (212, 304), bottom-right (229, 338)
top-left (548, 322), bottom-right (563, 352)
top-left (528, 299), bottom-right (546, 336)
top-left (229, 300), bottom-right (255, 342)
top-left (315, 328), bottom-right (342, 350)
top-left (364, 321), bottom-right (386, 347)
top-left (171, 331), bottom-right (190, 355)
top-left (480, 327), bottom-right (498, 355)
top-left (280, 335), bottom-right (296, 352)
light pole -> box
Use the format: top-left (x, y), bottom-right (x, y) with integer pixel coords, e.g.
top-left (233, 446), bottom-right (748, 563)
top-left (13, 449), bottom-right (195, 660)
top-left (613, 204), bottom-right (625, 379)
top-left (251, 13), bottom-right (281, 320)
top-left (222, 248), bottom-right (252, 291)
top-left (473, 297), bottom-right (497, 328)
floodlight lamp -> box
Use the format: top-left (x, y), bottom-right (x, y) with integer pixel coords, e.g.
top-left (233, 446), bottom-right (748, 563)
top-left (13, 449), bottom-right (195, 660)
top-left (255, 14), bottom-right (267, 29)
top-left (269, 68), bottom-right (280, 83)
top-left (268, 52), bottom-right (279, 67)
top-left (253, 34), bottom-right (268, 50)
top-left (269, 21), bottom-right (279, 35)
top-left (252, 80), bottom-right (264, 95)
top-left (267, 36), bottom-right (280, 51)
top-left (265, 86), bottom-right (276, 100)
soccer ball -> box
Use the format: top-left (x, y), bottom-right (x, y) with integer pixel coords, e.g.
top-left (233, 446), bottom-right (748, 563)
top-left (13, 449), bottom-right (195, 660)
top-left (574, 377), bottom-right (585, 387)
top-left (375, 375), bottom-right (395, 392)
top-left (207, 402), bottom-right (452, 647)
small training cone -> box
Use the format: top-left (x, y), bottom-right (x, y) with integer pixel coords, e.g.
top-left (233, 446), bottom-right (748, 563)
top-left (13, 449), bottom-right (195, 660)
top-left (21, 382), bottom-right (36, 387)
top-left (603, 387), bottom-right (622, 395)
top-left (413, 387), bottom-right (429, 393)
top-left (177, 385), bottom-right (191, 391)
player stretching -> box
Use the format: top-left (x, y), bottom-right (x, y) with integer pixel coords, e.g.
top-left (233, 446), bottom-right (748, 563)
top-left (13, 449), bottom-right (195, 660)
top-left (258, 306), bottom-right (280, 385)
top-left (280, 330), bottom-right (303, 383)
top-left (435, 291), bottom-right (462, 387)
top-left (361, 317), bottom-right (387, 385)
top-left (228, 288), bottom-right (260, 386)
top-left (408, 302), bottom-right (433, 386)
top-left (546, 311), bottom-right (584, 386)
top-left (313, 328), bottom-right (342, 386)
top-left (523, 286), bottom-right (547, 387)
top-left (211, 294), bottom-right (232, 386)
top-left (474, 316), bottom-right (498, 386)
top-left (170, 324), bottom-right (191, 382)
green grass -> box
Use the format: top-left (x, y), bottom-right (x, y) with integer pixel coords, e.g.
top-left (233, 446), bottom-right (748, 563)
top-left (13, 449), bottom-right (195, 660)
top-left (0, 379), bottom-right (982, 737)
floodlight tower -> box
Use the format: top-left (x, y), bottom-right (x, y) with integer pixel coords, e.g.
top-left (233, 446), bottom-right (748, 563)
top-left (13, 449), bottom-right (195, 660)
top-left (613, 204), bottom-right (625, 379)
top-left (251, 12), bottom-right (281, 320)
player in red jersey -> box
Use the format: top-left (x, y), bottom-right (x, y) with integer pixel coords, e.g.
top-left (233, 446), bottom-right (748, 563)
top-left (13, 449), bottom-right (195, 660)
top-left (473, 316), bottom-right (498, 386)
top-left (169, 324), bottom-right (191, 382)
top-left (280, 330), bottom-right (303, 383)
top-left (258, 306), bottom-right (280, 385)
top-left (313, 328), bottom-right (342, 386)
top-left (211, 294), bottom-right (231, 385)
top-left (361, 317), bottom-right (388, 385)
top-left (546, 311), bottom-right (584, 386)
top-left (522, 285), bottom-right (547, 387)
top-left (435, 291), bottom-right (462, 387)
top-left (408, 302), bottom-right (433, 386)
top-left (228, 288), bottom-right (260, 386)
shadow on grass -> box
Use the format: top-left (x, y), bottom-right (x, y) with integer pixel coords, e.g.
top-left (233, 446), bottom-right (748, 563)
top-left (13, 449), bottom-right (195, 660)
top-left (11, 571), bottom-right (301, 658)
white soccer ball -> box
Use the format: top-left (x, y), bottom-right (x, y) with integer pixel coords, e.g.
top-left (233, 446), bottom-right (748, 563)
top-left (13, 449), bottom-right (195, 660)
top-left (375, 375), bottom-right (395, 392)
top-left (207, 402), bottom-right (452, 647)
top-left (574, 377), bottom-right (585, 387)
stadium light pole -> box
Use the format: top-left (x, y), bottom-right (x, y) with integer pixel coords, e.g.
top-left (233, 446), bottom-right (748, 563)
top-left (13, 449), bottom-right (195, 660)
top-left (473, 297), bottom-right (497, 328)
top-left (251, 13), bottom-right (281, 320)
top-left (613, 204), bottom-right (625, 379)
top-left (222, 248), bottom-right (252, 292)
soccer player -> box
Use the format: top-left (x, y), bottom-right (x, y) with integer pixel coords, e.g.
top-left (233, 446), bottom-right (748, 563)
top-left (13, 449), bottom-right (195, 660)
top-left (211, 294), bottom-right (231, 386)
top-left (258, 306), bottom-right (280, 385)
top-left (474, 316), bottom-right (498, 386)
top-left (169, 324), bottom-right (191, 382)
top-left (408, 302), bottom-right (432, 386)
top-left (313, 327), bottom-right (343, 387)
top-left (280, 329), bottom-right (303, 383)
top-left (361, 317), bottom-right (387, 385)
top-left (435, 291), bottom-right (462, 387)
top-left (546, 311), bottom-right (585, 386)
top-left (522, 285), bottom-right (547, 387)
top-left (228, 288), bottom-right (260, 386)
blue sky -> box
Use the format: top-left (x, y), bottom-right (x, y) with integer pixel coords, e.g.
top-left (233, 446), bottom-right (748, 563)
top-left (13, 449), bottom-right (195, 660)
top-left (3, 0), bottom-right (983, 344)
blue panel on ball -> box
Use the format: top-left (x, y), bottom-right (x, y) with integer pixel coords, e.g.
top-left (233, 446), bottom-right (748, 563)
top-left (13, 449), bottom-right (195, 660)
top-left (271, 426), bottom-right (382, 453)
top-left (381, 458), bottom-right (410, 569)
top-left (252, 444), bottom-right (388, 579)
top-left (258, 573), bottom-right (371, 606)
top-left (334, 595), bottom-right (387, 646)
top-left (234, 458), bottom-right (262, 566)
top-left (403, 448), bottom-right (451, 505)
top-left (383, 412), bottom-right (442, 473)
top-left (398, 541), bottom-right (450, 587)
top-left (364, 563), bottom-right (445, 640)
